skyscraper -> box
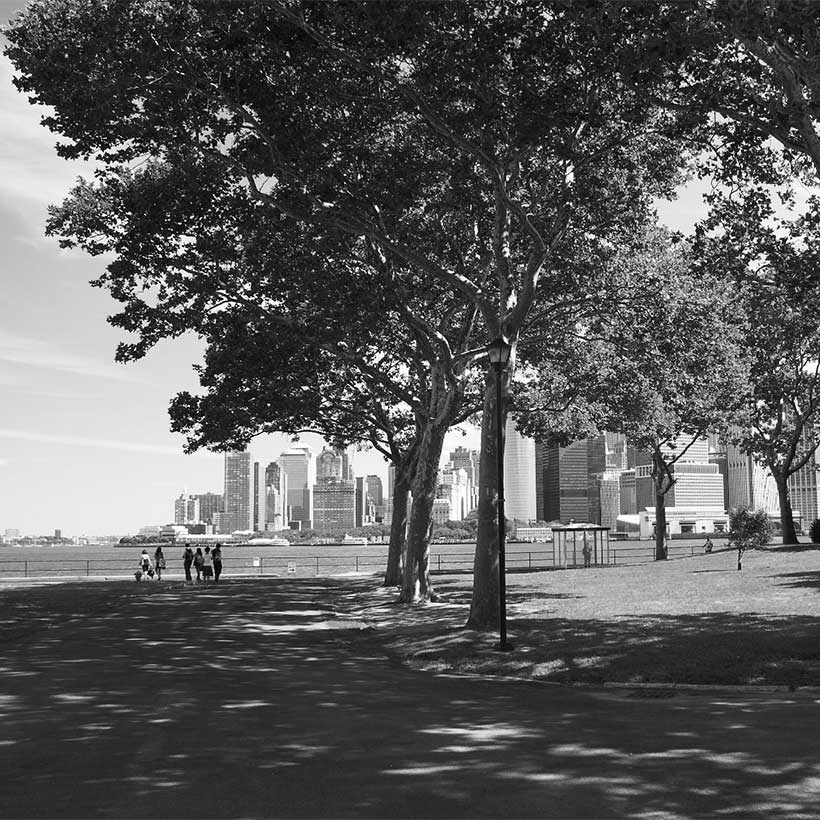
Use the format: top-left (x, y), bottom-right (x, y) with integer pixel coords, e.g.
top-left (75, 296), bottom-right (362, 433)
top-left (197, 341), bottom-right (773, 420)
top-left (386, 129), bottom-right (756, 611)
top-left (540, 435), bottom-right (607, 523)
top-left (264, 461), bottom-right (288, 531)
top-left (222, 451), bottom-right (252, 533)
top-left (313, 477), bottom-right (356, 532)
top-left (279, 447), bottom-right (314, 529)
top-left (504, 416), bottom-right (537, 522)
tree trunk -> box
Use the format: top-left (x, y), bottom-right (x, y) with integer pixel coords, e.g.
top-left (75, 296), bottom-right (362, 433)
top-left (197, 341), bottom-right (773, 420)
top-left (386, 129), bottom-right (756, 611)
top-left (775, 471), bottom-right (798, 545)
top-left (383, 470), bottom-right (410, 587)
top-left (653, 452), bottom-right (668, 561)
top-left (399, 422), bottom-right (448, 603)
top-left (466, 369), bottom-right (506, 629)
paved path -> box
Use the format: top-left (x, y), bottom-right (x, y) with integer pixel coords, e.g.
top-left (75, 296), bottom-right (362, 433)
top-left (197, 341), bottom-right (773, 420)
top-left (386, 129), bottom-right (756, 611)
top-left (1, 578), bottom-right (819, 818)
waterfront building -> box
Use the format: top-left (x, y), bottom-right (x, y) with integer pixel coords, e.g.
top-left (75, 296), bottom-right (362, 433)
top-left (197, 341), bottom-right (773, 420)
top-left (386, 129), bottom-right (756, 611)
top-left (313, 477), bottom-right (356, 532)
top-left (504, 416), bottom-right (537, 522)
top-left (221, 451), bottom-right (253, 534)
top-left (541, 435), bottom-right (607, 524)
top-left (264, 461), bottom-right (288, 531)
top-left (788, 425), bottom-right (820, 530)
top-left (196, 492), bottom-right (224, 526)
top-left (449, 446), bottom-right (480, 486)
top-left (632, 435), bottom-right (728, 536)
top-left (619, 470), bottom-right (637, 515)
top-left (437, 466), bottom-right (472, 521)
top-left (279, 447), bottom-right (314, 529)
top-left (366, 474), bottom-right (385, 522)
top-left (174, 493), bottom-right (199, 525)
top-left (724, 437), bottom-right (779, 516)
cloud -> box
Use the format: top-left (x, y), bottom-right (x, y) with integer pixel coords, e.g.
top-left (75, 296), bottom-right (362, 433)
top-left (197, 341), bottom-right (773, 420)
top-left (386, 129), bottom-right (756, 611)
top-left (0, 428), bottom-right (221, 458)
top-left (0, 54), bottom-right (97, 211)
top-left (0, 330), bottom-right (145, 382)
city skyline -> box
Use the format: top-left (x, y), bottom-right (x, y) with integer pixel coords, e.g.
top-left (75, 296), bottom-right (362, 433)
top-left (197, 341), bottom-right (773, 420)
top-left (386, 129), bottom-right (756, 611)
top-left (0, 0), bottom-right (703, 537)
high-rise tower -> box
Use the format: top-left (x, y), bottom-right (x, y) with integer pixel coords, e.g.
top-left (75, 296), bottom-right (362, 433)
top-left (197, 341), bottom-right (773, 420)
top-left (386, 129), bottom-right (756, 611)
top-left (222, 451), bottom-right (252, 533)
top-left (504, 416), bottom-right (537, 522)
top-left (279, 447), bottom-right (314, 529)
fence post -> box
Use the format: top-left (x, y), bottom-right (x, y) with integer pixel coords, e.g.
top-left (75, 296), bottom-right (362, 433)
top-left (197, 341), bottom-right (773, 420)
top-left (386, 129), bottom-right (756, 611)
top-left (613, 550), bottom-right (616, 566)
top-left (316, 556), bottom-right (319, 575)
top-left (356, 555), bottom-right (359, 572)
top-left (529, 552), bottom-right (532, 570)
top-left (438, 554), bottom-right (441, 571)
top-left (87, 560), bottom-right (90, 577)
top-left (24, 561), bottom-right (27, 578)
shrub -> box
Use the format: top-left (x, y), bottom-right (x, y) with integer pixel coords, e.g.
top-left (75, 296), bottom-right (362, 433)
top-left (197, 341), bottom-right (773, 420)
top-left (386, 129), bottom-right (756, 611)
top-left (810, 519), bottom-right (820, 544)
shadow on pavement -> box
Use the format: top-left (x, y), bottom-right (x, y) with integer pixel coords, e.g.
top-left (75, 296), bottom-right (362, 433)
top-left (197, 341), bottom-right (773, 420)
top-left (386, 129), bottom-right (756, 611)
top-left (0, 578), bottom-right (819, 818)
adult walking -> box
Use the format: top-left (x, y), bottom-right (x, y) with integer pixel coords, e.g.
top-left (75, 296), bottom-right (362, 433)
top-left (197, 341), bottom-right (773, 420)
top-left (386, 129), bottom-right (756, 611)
top-left (154, 546), bottom-right (166, 580)
top-left (136, 549), bottom-right (153, 581)
top-left (213, 543), bottom-right (223, 582)
top-left (193, 547), bottom-right (204, 583)
top-left (202, 546), bottom-right (214, 584)
top-left (182, 545), bottom-right (194, 583)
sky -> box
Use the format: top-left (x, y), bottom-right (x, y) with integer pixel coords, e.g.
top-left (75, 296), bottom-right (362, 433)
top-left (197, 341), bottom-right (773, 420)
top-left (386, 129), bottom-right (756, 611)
top-left (0, 1), bottom-right (707, 537)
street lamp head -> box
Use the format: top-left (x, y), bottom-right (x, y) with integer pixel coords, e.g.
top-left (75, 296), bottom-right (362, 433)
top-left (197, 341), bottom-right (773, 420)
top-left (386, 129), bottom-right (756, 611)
top-left (487, 336), bottom-right (512, 369)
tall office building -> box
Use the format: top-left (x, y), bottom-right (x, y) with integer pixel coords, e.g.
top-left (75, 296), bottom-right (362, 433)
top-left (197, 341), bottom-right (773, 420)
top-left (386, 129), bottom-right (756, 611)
top-left (634, 436), bottom-right (724, 513)
top-left (437, 465), bottom-right (472, 521)
top-left (279, 447), bottom-right (314, 529)
top-left (264, 461), bottom-right (288, 531)
top-left (449, 446), bottom-right (480, 486)
top-left (221, 451), bottom-right (253, 533)
top-left (541, 435), bottom-right (607, 523)
top-left (355, 476), bottom-right (374, 527)
top-left (174, 493), bottom-right (199, 525)
top-left (366, 474), bottom-right (384, 506)
top-left (504, 416), bottom-right (537, 522)
top-left (316, 447), bottom-right (344, 480)
top-left (313, 477), bottom-right (356, 532)
top-left (787, 426), bottom-right (820, 529)
top-left (725, 436), bottom-right (779, 516)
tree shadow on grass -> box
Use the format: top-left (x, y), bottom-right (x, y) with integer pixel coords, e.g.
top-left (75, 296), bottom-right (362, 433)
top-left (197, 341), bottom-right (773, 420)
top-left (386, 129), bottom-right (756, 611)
top-left (2, 578), bottom-right (820, 819)
top-left (772, 570), bottom-right (820, 590)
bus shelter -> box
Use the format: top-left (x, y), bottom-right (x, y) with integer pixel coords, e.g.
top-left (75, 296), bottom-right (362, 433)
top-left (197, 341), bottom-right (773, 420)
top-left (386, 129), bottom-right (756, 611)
top-left (552, 525), bottom-right (611, 568)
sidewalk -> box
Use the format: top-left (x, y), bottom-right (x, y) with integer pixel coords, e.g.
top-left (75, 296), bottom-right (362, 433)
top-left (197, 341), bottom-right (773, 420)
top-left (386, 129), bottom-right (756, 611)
top-left (1, 576), bottom-right (820, 818)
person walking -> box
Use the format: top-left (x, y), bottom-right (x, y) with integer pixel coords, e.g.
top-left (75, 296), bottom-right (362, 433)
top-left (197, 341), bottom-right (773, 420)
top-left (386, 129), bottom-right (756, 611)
top-left (202, 546), bottom-right (214, 584)
top-left (154, 546), bottom-right (166, 581)
top-left (182, 546), bottom-right (194, 583)
top-left (136, 549), bottom-right (153, 581)
top-left (212, 543), bottom-right (223, 583)
top-left (193, 547), bottom-right (204, 583)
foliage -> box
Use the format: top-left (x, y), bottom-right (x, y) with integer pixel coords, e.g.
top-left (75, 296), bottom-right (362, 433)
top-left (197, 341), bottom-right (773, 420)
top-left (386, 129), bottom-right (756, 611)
top-left (517, 224), bottom-right (748, 559)
top-left (809, 519), bottom-right (820, 545)
top-left (4, 1), bottom-right (693, 615)
top-left (728, 507), bottom-right (772, 570)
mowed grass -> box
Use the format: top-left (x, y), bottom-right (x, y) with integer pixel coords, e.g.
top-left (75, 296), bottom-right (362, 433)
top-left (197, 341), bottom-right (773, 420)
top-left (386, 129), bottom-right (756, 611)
top-left (2, 545), bottom-right (819, 689)
top-left (355, 545), bottom-right (820, 689)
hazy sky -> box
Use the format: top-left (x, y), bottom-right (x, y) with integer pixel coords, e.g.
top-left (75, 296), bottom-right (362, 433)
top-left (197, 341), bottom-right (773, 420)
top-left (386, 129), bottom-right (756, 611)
top-left (0, 1), bottom-right (705, 536)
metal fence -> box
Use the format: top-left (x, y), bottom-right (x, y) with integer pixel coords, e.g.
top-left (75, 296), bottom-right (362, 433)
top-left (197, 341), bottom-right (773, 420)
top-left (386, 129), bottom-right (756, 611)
top-left (0, 542), bottom-right (712, 581)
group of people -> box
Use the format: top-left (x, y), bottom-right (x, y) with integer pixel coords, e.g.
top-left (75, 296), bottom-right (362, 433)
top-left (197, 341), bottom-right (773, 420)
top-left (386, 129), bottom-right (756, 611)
top-left (182, 544), bottom-right (223, 584)
top-left (135, 544), bottom-right (223, 583)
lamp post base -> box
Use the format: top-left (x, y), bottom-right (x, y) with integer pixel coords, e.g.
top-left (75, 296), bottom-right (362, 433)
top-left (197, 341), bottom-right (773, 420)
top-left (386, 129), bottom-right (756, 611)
top-left (494, 640), bottom-right (514, 652)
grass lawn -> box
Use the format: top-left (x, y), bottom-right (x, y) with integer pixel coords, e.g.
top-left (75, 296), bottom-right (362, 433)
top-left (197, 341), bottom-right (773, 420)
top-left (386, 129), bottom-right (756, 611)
top-left (2, 545), bottom-right (819, 690)
top-left (352, 544), bottom-right (820, 689)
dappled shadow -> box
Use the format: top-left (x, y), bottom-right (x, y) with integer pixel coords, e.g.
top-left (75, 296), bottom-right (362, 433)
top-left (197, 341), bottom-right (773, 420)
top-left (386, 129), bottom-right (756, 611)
top-left (2, 578), bottom-right (820, 818)
top-left (773, 570), bottom-right (820, 590)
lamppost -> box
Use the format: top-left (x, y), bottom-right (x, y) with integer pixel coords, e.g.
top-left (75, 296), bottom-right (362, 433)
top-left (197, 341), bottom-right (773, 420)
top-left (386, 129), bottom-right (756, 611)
top-left (487, 336), bottom-right (513, 651)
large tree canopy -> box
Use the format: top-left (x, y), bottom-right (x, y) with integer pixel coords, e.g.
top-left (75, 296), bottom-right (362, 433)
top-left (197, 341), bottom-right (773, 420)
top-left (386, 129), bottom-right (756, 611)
top-left (6, 0), bottom-right (692, 622)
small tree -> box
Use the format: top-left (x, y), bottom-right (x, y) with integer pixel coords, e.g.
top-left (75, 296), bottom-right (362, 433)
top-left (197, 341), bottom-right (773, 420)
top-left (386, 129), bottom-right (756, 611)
top-left (728, 508), bottom-right (772, 571)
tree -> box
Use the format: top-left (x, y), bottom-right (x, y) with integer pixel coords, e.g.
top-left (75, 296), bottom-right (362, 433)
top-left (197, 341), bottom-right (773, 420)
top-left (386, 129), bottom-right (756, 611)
top-left (728, 507), bottom-right (772, 570)
top-left (518, 226), bottom-right (748, 560)
top-left (5, 1), bottom-right (689, 622)
top-left (694, 178), bottom-right (820, 544)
